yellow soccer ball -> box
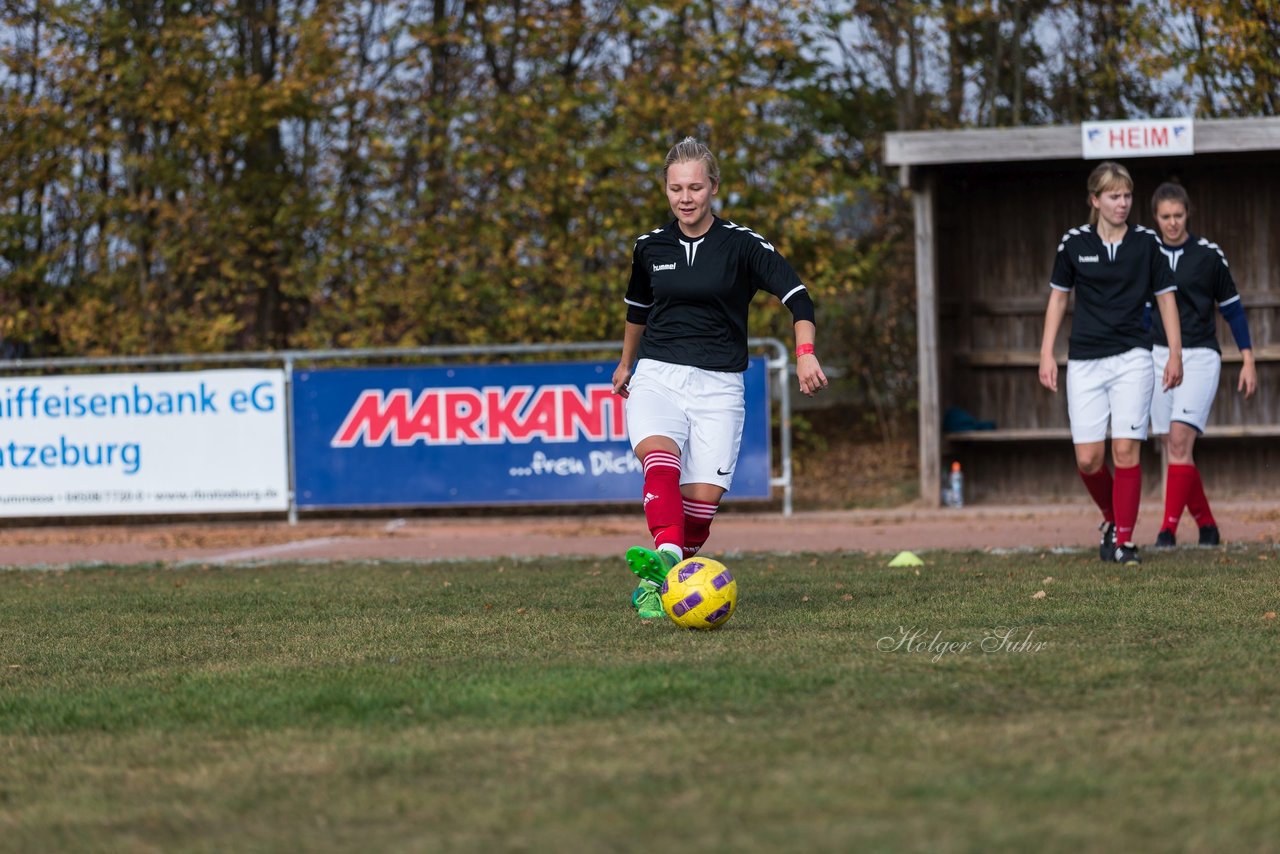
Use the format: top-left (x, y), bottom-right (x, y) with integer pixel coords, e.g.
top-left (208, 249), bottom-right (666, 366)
top-left (659, 557), bottom-right (738, 630)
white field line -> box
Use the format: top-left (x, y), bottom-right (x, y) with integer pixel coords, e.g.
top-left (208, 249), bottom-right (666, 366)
top-left (196, 536), bottom-right (354, 565)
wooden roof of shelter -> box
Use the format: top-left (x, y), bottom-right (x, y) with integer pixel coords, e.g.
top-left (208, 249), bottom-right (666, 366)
top-left (885, 117), bottom-right (1280, 167)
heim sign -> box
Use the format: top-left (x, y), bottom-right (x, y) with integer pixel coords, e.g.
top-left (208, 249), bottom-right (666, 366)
top-left (1081, 118), bottom-right (1194, 159)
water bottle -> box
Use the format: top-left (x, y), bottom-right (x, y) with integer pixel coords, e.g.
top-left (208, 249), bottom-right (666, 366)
top-left (948, 461), bottom-right (964, 508)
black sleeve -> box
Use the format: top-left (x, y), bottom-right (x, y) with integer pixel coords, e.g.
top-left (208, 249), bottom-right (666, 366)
top-left (1049, 231), bottom-right (1076, 291)
top-left (784, 288), bottom-right (815, 324)
top-left (623, 239), bottom-right (654, 324)
top-left (1148, 235), bottom-right (1176, 297)
top-left (742, 228), bottom-right (812, 319)
top-left (1209, 242), bottom-right (1240, 305)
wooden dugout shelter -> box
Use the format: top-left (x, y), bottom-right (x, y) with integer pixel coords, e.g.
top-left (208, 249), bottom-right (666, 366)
top-left (884, 117), bottom-right (1280, 505)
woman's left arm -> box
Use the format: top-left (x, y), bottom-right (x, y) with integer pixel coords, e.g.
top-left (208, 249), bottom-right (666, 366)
top-left (1155, 291), bottom-right (1183, 391)
top-left (793, 320), bottom-right (827, 398)
top-left (1238, 349), bottom-right (1257, 399)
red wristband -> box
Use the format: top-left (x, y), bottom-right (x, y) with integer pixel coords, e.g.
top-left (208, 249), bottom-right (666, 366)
top-left (795, 343), bottom-right (815, 358)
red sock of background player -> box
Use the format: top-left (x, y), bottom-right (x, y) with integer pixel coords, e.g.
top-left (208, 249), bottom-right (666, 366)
top-left (1113, 465), bottom-right (1141, 545)
top-left (1162, 464), bottom-right (1197, 535)
top-left (641, 450), bottom-right (685, 559)
top-left (1184, 466), bottom-right (1217, 528)
top-left (1078, 467), bottom-right (1115, 523)
top-left (682, 499), bottom-right (719, 559)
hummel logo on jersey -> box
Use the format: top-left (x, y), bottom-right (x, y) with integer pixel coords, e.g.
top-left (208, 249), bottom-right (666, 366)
top-left (1078, 254), bottom-right (1099, 263)
top-left (643, 491), bottom-right (659, 507)
top-left (651, 262), bottom-right (677, 272)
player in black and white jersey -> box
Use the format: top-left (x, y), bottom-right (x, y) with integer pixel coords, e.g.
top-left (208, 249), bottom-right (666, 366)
top-left (1038, 161), bottom-right (1183, 566)
top-left (1147, 182), bottom-right (1257, 548)
top-left (612, 136), bottom-right (828, 620)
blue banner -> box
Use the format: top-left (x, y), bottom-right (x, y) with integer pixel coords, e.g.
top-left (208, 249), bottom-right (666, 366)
top-left (292, 358), bottom-right (772, 508)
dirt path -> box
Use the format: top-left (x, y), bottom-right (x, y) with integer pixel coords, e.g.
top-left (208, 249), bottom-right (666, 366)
top-left (2, 500), bottom-right (1277, 568)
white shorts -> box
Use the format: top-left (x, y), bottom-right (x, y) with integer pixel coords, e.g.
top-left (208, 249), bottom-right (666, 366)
top-left (1065, 347), bottom-right (1155, 444)
top-left (1150, 345), bottom-right (1221, 434)
top-left (624, 358), bottom-right (745, 491)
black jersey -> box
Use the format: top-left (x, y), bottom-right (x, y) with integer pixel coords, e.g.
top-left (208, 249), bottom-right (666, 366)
top-left (1152, 233), bottom-right (1239, 353)
top-left (1049, 223), bottom-right (1176, 360)
top-left (624, 216), bottom-right (810, 372)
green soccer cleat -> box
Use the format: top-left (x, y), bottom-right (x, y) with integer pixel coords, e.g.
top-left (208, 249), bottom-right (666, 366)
top-left (631, 581), bottom-right (666, 620)
top-left (625, 546), bottom-right (680, 587)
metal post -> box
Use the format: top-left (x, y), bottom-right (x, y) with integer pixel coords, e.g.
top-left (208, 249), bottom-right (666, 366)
top-left (760, 338), bottom-right (793, 517)
top-left (284, 355), bottom-right (298, 525)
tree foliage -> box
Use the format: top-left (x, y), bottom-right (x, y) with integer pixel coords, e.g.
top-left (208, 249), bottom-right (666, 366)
top-left (2, 0), bottom-right (1277, 427)
top-left (1166, 0), bottom-right (1280, 116)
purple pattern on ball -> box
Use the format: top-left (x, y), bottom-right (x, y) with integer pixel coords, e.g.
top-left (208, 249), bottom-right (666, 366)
top-left (705, 603), bottom-right (732, 624)
top-left (711, 571), bottom-right (733, 590)
top-left (677, 562), bottom-right (704, 582)
top-left (659, 580), bottom-right (668, 595)
top-left (672, 591), bottom-right (704, 617)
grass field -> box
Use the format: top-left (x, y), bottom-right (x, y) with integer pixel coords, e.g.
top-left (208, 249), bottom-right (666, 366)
top-left (2, 545), bottom-right (1278, 852)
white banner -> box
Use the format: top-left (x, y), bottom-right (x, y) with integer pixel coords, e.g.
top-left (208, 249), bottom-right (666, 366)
top-left (0, 369), bottom-right (288, 517)
top-left (1081, 118), bottom-right (1194, 159)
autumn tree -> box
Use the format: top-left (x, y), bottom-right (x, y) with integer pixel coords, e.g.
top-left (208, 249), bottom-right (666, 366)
top-left (1165, 0), bottom-right (1280, 116)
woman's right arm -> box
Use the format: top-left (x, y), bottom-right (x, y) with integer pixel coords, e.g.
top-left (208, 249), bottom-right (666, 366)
top-left (1039, 289), bottom-right (1069, 392)
top-left (613, 321), bottom-right (645, 398)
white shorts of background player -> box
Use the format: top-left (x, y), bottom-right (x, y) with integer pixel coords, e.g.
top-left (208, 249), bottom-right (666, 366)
top-left (1149, 345), bottom-right (1221, 435)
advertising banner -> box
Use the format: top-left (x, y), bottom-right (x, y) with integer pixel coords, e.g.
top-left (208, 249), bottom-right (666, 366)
top-left (0, 369), bottom-right (288, 517)
top-left (292, 358), bottom-right (772, 508)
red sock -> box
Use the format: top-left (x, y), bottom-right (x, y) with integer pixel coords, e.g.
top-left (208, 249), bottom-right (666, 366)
top-left (1078, 467), bottom-right (1115, 522)
top-left (682, 499), bottom-right (719, 559)
top-left (1162, 464), bottom-right (1197, 534)
top-left (1185, 466), bottom-right (1217, 528)
top-left (641, 450), bottom-right (684, 553)
top-left (1113, 465), bottom-right (1141, 545)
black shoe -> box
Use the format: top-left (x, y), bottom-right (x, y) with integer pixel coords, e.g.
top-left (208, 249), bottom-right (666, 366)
top-left (1111, 542), bottom-right (1141, 566)
top-left (1198, 525), bottom-right (1221, 546)
top-left (1154, 529), bottom-right (1176, 548)
top-left (1098, 521), bottom-right (1116, 562)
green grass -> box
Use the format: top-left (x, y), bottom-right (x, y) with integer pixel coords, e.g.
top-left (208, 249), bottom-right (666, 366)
top-left (2, 546), bottom-right (1278, 852)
